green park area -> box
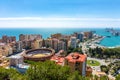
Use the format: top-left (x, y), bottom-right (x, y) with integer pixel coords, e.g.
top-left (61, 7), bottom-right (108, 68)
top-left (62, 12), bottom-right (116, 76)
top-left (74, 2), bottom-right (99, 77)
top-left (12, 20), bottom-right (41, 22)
top-left (87, 60), bottom-right (100, 66)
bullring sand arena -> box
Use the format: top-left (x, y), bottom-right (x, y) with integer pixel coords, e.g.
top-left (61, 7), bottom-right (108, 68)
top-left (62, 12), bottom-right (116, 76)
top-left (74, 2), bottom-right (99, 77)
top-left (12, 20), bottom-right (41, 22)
top-left (32, 54), bottom-right (49, 57)
top-left (23, 48), bottom-right (55, 61)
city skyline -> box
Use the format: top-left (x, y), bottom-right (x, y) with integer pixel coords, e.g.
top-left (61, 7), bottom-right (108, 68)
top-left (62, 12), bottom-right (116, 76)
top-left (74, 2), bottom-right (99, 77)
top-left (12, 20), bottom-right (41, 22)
top-left (0, 0), bottom-right (120, 28)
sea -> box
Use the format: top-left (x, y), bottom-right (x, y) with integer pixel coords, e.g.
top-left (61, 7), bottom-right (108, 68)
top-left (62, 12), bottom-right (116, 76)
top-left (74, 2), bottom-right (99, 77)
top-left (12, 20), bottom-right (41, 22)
top-left (0, 28), bottom-right (120, 48)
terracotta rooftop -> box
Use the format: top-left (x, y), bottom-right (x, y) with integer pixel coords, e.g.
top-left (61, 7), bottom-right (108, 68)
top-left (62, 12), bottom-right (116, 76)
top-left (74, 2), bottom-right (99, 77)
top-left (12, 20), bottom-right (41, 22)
top-left (50, 55), bottom-right (64, 66)
top-left (65, 52), bottom-right (87, 63)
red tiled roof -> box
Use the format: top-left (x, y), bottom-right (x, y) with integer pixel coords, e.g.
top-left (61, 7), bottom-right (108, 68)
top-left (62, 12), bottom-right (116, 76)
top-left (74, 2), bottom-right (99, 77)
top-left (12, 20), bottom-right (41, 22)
top-left (65, 52), bottom-right (86, 63)
top-left (50, 55), bottom-right (64, 66)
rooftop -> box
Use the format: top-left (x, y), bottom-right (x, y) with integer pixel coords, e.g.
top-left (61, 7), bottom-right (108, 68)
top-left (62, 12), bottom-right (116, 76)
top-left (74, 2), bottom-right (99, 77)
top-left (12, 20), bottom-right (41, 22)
top-left (65, 52), bottom-right (87, 63)
top-left (50, 55), bottom-right (64, 66)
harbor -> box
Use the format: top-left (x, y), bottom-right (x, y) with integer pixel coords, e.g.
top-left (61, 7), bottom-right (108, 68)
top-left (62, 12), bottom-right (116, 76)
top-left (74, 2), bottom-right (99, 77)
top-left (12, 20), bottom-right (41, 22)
top-left (86, 35), bottom-right (106, 49)
top-left (106, 28), bottom-right (120, 36)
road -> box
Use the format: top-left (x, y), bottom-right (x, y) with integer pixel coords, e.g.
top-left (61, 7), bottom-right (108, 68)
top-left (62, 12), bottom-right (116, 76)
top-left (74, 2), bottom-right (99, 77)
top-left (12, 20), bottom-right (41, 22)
top-left (87, 57), bottom-right (109, 74)
top-left (80, 36), bottom-right (105, 55)
top-left (87, 57), bottom-right (110, 66)
top-left (87, 57), bottom-right (117, 80)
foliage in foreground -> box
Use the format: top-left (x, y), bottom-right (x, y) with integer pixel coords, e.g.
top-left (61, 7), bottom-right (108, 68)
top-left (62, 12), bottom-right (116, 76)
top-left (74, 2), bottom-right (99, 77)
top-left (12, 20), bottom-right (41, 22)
top-left (26, 61), bottom-right (70, 80)
top-left (0, 61), bottom-right (90, 80)
top-left (0, 60), bottom-right (116, 80)
top-left (116, 74), bottom-right (120, 80)
top-left (0, 67), bottom-right (27, 80)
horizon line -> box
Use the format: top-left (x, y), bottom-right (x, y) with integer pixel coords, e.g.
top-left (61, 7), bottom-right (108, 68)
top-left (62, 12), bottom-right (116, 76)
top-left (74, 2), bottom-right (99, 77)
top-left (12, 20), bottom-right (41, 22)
top-left (0, 17), bottom-right (119, 28)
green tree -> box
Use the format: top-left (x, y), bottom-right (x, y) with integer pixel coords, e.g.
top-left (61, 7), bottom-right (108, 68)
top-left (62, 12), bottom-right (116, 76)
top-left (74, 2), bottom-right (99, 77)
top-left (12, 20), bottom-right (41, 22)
top-left (100, 65), bottom-right (109, 73)
top-left (100, 75), bottom-right (109, 80)
top-left (0, 67), bottom-right (27, 80)
top-left (116, 74), bottom-right (120, 80)
top-left (67, 71), bottom-right (90, 80)
top-left (94, 75), bottom-right (99, 80)
top-left (26, 60), bottom-right (70, 80)
top-left (0, 67), bottom-right (9, 80)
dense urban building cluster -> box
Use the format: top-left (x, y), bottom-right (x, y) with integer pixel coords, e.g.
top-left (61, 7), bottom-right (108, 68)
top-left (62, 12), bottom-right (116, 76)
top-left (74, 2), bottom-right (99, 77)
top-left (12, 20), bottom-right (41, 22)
top-left (0, 31), bottom-right (94, 73)
top-left (0, 31), bottom-right (93, 58)
top-left (3, 31), bottom-right (118, 80)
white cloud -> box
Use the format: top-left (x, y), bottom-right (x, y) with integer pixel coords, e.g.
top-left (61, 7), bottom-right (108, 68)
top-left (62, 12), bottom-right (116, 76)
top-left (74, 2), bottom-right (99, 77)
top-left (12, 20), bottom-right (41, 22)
top-left (0, 17), bottom-right (120, 21)
top-left (0, 17), bottom-right (120, 28)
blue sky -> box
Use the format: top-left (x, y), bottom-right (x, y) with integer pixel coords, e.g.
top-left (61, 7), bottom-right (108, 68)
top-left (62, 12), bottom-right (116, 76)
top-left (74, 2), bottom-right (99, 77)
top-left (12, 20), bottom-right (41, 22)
top-left (0, 0), bottom-right (120, 28)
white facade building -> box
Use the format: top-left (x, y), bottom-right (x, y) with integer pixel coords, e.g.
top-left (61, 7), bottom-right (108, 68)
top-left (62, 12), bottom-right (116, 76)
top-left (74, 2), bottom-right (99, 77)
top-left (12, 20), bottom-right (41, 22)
top-left (9, 55), bottom-right (23, 66)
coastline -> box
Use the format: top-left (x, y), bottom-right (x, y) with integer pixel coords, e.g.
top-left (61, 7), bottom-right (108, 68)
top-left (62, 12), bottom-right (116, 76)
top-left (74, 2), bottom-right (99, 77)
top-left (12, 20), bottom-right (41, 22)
top-left (95, 36), bottom-right (120, 48)
top-left (0, 28), bottom-right (120, 48)
top-left (91, 36), bottom-right (107, 48)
